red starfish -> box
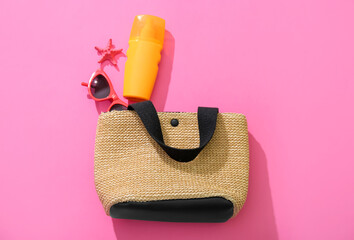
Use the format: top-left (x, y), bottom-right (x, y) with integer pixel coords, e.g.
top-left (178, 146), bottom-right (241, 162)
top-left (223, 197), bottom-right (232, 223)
top-left (95, 39), bottom-right (123, 66)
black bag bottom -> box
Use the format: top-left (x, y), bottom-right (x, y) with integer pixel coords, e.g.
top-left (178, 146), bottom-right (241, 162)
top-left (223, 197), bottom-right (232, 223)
top-left (110, 197), bottom-right (234, 223)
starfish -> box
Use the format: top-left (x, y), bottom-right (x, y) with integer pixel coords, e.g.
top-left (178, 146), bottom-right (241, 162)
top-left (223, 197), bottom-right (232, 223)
top-left (95, 39), bottom-right (123, 66)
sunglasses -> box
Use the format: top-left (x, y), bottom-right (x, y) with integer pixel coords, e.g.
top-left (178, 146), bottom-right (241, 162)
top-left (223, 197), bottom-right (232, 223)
top-left (81, 69), bottom-right (128, 111)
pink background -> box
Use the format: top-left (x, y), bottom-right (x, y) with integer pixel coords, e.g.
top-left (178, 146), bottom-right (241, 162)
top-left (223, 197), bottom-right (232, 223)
top-left (1, 0), bottom-right (354, 239)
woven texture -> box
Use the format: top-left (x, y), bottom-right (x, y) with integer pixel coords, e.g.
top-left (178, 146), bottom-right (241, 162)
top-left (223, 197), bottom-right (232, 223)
top-left (94, 110), bottom-right (249, 218)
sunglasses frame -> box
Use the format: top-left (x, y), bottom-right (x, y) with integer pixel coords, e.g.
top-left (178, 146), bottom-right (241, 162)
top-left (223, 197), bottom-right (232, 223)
top-left (82, 69), bottom-right (128, 111)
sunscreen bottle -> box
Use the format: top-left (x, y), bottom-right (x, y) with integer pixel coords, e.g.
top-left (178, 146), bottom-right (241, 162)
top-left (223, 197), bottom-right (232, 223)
top-left (123, 15), bottom-right (165, 101)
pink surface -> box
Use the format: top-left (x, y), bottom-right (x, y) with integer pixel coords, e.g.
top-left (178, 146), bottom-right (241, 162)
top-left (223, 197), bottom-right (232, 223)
top-left (1, 0), bottom-right (354, 239)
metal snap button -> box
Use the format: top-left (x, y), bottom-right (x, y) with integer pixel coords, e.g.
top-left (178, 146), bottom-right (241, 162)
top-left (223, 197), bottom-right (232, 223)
top-left (170, 118), bottom-right (179, 127)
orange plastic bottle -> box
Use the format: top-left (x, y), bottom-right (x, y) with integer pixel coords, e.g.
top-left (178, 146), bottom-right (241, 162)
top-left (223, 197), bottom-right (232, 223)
top-left (123, 15), bottom-right (165, 102)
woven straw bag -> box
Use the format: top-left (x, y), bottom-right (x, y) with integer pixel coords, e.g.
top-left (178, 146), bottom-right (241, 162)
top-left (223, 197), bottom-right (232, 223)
top-left (94, 101), bottom-right (249, 222)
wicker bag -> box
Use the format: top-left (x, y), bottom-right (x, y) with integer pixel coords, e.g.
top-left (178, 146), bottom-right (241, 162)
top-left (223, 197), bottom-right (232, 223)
top-left (94, 101), bottom-right (249, 222)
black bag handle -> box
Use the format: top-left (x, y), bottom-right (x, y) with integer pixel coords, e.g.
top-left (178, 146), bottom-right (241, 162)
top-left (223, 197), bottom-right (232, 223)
top-left (128, 101), bottom-right (219, 162)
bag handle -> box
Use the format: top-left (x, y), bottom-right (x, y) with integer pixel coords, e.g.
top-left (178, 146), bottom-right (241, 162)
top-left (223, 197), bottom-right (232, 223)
top-left (128, 101), bottom-right (218, 162)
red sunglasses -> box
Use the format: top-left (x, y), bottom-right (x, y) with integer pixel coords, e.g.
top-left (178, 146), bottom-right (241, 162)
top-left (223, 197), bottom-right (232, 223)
top-left (81, 69), bottom-right (128, 111)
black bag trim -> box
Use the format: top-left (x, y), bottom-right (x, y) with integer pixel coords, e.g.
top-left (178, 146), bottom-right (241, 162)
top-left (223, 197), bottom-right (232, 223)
top-left (128, 101), bottom-right (219, 162)
top-left (110, 197), bottom-right (234, 223)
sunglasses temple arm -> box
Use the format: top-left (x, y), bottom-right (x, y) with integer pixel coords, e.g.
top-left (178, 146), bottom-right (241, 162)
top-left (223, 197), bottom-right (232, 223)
top-left (81, 82), bottom-right (89, 87)
top-left (117, 98), bottom-right (128, 107)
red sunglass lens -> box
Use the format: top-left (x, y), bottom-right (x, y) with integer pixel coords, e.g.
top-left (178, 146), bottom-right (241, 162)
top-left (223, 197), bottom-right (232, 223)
top-left (90, 74), bottom-right (110, 99)
top-left (109, 104), bottom-right (127, 111)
